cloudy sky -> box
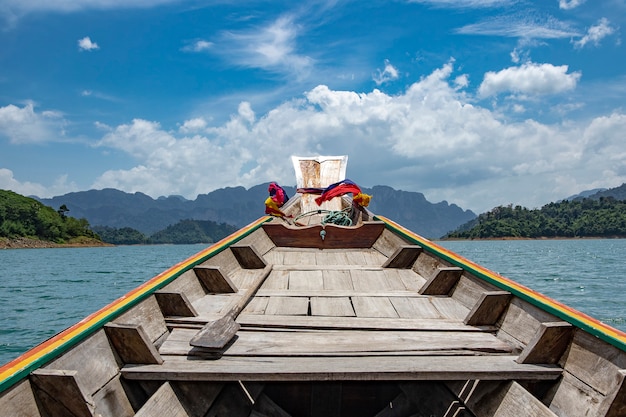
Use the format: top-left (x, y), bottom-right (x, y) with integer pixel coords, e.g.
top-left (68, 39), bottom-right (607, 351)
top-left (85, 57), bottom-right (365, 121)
top-left (0, 0), bottom-right (624, 213)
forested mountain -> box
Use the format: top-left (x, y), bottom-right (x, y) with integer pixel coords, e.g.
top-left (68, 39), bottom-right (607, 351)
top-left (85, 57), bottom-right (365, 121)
top-left (0, 190), bottom-right (100, 244)
top-left (446, 197), bottom-right (626, 239)
top-left (38, 184), bottom-right (476, 239)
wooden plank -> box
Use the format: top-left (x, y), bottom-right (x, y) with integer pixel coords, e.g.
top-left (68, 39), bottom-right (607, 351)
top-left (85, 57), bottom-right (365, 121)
top-left (310, 297), bottom-right (355, 317)
top-left (113, 296), bottom-right (168, 344)
top-left (161, 269), bottom-right (208, 304)
top-left (382, 245), bottom-right (423, 268)
top-left (516, 322), bottom-right (574, 364)
top-left (393, 268), bottom-right (426, 291)
top-left (44, 329), bottom-right (120, 396)
top-left (372, 227), bottom-right (411, 258)
top-left (193, 266), bottom-right (238, 293)
top-left (419, 267), bottom-right (463, 295)
top-left (289, 270), bottom-right (324, 290)
top-left (189, 265), bottom-right (272, 350)
top-left (231, 244), bottom-right (267, 269)
top-left (92, 375), bottom-right (135, 417)
top-left (261, 269), bottom-right (289, 290)
top-left (470, 381), bottom-right (558, 417)
top-left (121, 355), bottom-right (562, 382)
top-left (241, 297), bottom-right (269, 314)
top-left (323, 269), bottom-right (354, 290)
top-left (160, 329), bottom-right (514, 357)
top-left (265, 296), bottom-right (309, 315)
top-left (134, 382), bottom-right (190, 417)
top-left (430, 297), bottom-right (470, 321)
top-left (601, 369), bottom-right (626, 417)
top-left (104, 323), bottom-right (164, 365)
top-left (30, 369), bottom-right (94, 417)
top-left (236, 314), bottom-right (490, 331)
top-left (0, 380), bottom-right (42, 417)
top-left (351, 269), bottom-right (391, 291)
top-left (262, 222), bottom-right (385, 249)
top-left (390, 297), bottom-right (441, 319)
top-left (155, 291), bottom-right (199, 317)
top-left (352, 296), bottom-right (398, 318)
top-left (464, 291), bottom-right (512, 326)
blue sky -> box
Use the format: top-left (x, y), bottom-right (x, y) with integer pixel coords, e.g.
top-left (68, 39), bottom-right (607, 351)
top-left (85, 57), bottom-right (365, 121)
top-left (0, 0), bottom-right (624, 213)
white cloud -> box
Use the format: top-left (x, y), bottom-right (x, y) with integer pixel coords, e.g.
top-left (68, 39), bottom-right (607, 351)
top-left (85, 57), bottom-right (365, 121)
top-left (0, 168), bottom-right (76, 198)
top-left (408, 0), bottom-right (516, 8)
top-left (89, 61), bottom-right (625, 212)
top-left (214, 15), bottom-right (314, 80)
top-left (559, 0), bottom-right (585, 10)
top-left (0, 102), bottom-right (66, 143)
top-left (78, 36), bottom-right (99, 51)
top-left (373, 60), bottom-right (400, 85)
top-left (457, 14), bottom-right (579, 39)
top-left (573, 18), bottom-right (616, 49)
top-left (181, 40), bottom-right (213, 52)
top-left (478, 62), bottom-right (581, 97)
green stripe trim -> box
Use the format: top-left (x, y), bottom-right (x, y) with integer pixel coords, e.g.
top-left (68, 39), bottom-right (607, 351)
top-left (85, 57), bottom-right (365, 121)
top-left (375, 215), bottom-right (626, 353)
top-left (0, 217), bottom-right (271, 393)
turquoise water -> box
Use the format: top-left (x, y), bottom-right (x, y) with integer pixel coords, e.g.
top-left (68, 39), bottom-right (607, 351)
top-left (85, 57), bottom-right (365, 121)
top-left (0, 240), bottom-right (624, 366)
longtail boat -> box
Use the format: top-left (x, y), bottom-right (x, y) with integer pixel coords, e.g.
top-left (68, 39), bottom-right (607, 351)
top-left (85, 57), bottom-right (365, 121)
top-left (1, 155), bottom-right (625, 417)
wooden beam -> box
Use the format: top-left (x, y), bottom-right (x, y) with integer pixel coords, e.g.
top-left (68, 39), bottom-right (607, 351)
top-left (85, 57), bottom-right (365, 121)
top-left (121, 355), bottom-right (562, 382)
top-left (231, 245), bottom-right (267, 269)
top-left (262, 222), bottom-right (385, 249)
top-left (601, 370), bottom-right (626, 417)
top-left (516, 322), bottom-right (574, 364)
top-left (134, 382), bottom-right (190, 417)
top-left (193, 266), bottom-right (238, 293)
top-left (419, 267), bottom-right (463, 295)
top-left (154, 291), bottom-right (198, 317)
top-left (30, 369), bottom-right (95, 417)
top-left (381, 245), bottom-right (423, 269)
top-left (464, 291), bottom-right (512, 326)
top-left (104, 323), bottom-right (163, 365)
top-left (467, 381), bottom-right (558, 417)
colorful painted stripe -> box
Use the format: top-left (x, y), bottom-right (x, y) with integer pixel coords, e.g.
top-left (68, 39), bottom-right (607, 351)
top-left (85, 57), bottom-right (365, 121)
top-left (0, 216), bottom-right (271, 393)
top-left (375, 215), bottom-right (626, 352)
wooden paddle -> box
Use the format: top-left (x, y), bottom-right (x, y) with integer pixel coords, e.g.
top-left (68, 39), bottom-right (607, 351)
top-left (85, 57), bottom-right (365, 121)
top-left (189, 264), bottom-right (273, 352)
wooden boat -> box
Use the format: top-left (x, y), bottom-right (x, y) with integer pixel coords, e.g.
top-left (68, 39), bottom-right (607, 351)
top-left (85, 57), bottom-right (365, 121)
top-left (1, 155), bottom-right (625, 417)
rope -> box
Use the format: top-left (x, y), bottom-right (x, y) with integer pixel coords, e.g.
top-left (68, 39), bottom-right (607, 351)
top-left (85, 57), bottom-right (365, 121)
top-left (295, 208), bottom-right (353, 226)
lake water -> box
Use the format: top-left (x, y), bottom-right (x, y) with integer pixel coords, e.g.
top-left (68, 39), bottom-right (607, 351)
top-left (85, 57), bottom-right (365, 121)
top-left (1, 240), bottom-right (625, 366)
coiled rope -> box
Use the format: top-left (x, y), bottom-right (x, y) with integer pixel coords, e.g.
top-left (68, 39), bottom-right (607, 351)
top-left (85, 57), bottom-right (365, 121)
top-left (294, 207), bottom-right (353, 227)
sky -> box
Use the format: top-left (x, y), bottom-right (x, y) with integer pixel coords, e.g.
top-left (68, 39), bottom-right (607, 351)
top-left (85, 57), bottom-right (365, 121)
top-left (0, 0), bottom-right (625, 214)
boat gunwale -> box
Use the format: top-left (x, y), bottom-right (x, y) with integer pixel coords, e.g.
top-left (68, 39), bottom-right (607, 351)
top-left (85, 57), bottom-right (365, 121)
top-left (375, 214), bottom-right (626, 353)
top-left (0, 216), bottom-right (273, 393)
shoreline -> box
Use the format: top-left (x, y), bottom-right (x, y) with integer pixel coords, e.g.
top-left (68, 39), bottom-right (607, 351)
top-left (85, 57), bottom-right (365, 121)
top-left (0, 237), bottom-right (114, 250)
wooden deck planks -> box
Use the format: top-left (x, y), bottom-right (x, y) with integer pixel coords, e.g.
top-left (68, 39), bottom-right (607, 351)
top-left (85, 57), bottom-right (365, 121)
top-left (121, 355), bottom-right (562, 382)
top-left (160, 329), bottom-right (514, 357)
top-left (310, 297), bottom-right (355, 317)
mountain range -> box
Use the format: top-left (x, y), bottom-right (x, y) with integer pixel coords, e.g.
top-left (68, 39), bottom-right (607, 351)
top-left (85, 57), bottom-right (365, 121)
top-left (36, 184), bottom-right (476, 239)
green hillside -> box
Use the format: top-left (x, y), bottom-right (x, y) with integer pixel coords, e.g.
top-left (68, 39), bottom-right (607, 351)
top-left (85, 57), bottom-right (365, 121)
top-left (0, 189), bottom-right (101, 245)
top-left (446, 197), bottom-right (626, 239)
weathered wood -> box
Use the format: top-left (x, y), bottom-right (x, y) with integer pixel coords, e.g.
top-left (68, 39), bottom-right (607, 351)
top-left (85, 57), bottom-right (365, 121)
top-left (155, 291), bottom-right (199, 317)
top-left (189, 265), bottom-right (272, 350)
top-left (419, 267), bottom-right (463, 295)
top-left (237, 314), bottom-right (492, 331)
top-left (0, 380), bottom-right (42, 417)
top-left (121, 355), bottom-right (562, 382)
top-left (352, 296), bottom-right (398, 318)
top-left (601, 369), bottom-right (626, 417)
top-left (289, 270), bottom-right (324, 290)
top-left (262, 222), bottom-right (385, 249)
top-left (92, 375), bottom-right (135, 417)
top-left (45, 329), bottom-right (120, 395)
top-left (231, 244), bottom-right (267, 269)
top-left (193, 266), bottom-right (238, 293)
top-left (381, 245), bottom-right (423, 269)
top-left (169, 381), bottom-right (224, 417)
top-left (310, 297), bottom-right (355, 317)
top-left (469, 381), bottom-right (558, 417)
top-left (104, 323), bottom-right (164, 365)
top-left (400, 382), bottom-right (472, 417)
top-left (464, 291), bottom-right (512, 326)
top-left (134, 382), bottom-right (190, 417)
top-left (113, 295), bottom-right (169, 343)
top-left (161, 329), bottom-right (514, 357)
top-left (265, 296), bottom-right (310, 315)
top-left (516, 321), bottom-right (574, 364)
top-left (30, 369), bottom-right (94, 417)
